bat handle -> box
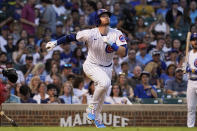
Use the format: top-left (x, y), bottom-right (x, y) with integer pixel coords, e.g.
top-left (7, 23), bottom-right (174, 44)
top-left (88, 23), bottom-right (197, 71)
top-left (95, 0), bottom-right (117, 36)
top-left (0, 111), bottom-right (18, 127)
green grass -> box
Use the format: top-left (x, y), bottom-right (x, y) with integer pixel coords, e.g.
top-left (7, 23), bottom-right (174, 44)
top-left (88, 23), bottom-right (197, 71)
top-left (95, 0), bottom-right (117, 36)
top-left (0, 127), bottom-right (197, 131)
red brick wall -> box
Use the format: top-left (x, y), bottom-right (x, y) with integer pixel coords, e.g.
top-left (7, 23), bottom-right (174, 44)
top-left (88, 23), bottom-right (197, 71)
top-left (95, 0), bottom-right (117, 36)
top-left (0, 104), bottom-right (195, 127)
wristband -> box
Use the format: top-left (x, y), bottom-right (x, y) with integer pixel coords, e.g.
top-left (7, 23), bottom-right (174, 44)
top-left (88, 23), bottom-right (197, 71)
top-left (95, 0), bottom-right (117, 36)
top-left (186, 66), bottom-right (192, 73)
top-left (111, 43), bottom-right (119, 51)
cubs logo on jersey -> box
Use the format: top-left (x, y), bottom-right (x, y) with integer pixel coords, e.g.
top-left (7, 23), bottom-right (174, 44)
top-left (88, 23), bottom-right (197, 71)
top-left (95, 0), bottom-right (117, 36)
top-left (119, 35), bottom-right (126, 42)
top-left (194, 58), bottom-right (197, 68)
top-left (105, 45), bottom-right (114, 53)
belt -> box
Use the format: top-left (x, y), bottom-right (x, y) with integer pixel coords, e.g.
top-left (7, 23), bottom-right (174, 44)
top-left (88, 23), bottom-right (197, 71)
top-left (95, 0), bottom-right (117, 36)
top-left (90, 62), bottom-right (112, 67)
top-left (99, 63), bottom-right (112, 67)
top-left (190, 78), bottom-right (197, 81)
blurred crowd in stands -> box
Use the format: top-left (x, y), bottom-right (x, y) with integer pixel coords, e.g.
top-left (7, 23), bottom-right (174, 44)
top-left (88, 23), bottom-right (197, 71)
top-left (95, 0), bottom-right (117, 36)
top-left (0, 0), bottom-right (197, 104)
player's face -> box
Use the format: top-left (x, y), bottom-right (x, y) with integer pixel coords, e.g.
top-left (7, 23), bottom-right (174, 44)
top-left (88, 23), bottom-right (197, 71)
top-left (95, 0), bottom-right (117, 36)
top-left (191, 39), bottom-right (197, 49)
top-left (100, 13), bottom-right (110, 26)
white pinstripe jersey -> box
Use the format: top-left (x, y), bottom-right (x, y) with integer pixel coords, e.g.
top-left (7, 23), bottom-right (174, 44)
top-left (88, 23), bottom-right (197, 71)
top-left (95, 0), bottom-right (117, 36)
top-left (76, 27), bottom-right (127, 66)
top-left (188, 50), bottom-right (197, 78)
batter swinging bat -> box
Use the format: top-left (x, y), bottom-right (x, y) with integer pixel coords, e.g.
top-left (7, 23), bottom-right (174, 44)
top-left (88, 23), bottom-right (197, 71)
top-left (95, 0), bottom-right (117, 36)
top-left (0, 111), bottom-right (18, 127)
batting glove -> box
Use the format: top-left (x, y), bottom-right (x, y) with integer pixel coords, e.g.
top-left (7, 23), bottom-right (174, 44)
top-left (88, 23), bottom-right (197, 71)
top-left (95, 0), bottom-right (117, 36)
top-left (102, 36), bottom-right (119, 51)
top-left (46, 40), bottom-right (57, 52)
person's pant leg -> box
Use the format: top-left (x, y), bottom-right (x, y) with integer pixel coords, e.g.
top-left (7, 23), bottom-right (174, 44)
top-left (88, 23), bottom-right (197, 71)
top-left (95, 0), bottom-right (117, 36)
top-left (187, 80), bottom-right (197, 127)
top-left (83, 62), bottom-right (111, 109)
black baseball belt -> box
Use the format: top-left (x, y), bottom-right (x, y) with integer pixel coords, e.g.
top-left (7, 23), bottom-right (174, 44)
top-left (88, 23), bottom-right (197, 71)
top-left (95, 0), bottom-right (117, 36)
top-left (90, 62), bottom-right (112, 67)
top-left (189, 77), bottom-right (197, 81)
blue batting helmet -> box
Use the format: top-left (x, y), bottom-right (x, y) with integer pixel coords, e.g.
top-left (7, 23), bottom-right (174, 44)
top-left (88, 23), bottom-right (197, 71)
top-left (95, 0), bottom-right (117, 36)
top-left (191, 33), bottom-right (197, 41)
top-left (95, 9), bottom-right (111, 26)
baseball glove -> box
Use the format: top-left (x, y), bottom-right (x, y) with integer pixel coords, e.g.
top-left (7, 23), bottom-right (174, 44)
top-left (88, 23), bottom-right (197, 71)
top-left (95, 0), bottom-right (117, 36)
top-left (2, 68), bottom-right (18, 83)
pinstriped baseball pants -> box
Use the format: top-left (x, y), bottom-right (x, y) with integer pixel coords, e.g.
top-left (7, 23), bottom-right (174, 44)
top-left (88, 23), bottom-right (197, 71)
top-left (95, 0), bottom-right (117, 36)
top-left (187, 80), bottom-right (197, 127)
top-left (83, 60), bottom-right (112, 119)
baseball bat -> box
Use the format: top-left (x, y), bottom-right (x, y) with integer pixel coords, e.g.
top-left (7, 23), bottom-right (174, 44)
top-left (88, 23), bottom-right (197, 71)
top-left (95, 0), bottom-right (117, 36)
top-left (183, 32), bottom-right (191, 73)
top-left (0, 111), bottom-right (18, 127)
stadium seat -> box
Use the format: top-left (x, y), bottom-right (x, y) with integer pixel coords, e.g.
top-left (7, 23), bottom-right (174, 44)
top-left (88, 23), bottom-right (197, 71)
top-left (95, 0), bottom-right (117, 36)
top-left (177, 94), bottom-right (186, 98)
top-left (156, 88), bottom-right (164, 98)
top-left (140, 98), bottom-right (160, 104)
top-left (164, 94), bottom-right (173, 98)
top-left (163, 98), bottom-right (183, 104)
top-left (144, 17), bottom-right (155, 26)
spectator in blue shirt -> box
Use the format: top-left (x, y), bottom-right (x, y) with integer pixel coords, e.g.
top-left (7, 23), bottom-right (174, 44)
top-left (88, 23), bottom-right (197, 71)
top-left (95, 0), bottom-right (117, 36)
top-left (164, 68), bottom-right (187, 97)
top-left (19, 84), bottom-right (37, 103)
top-left (5, 83), bottom-right (21, 103)
top-left (136, 43), bottom-right (152, 65)
top-left (134, 71), bottom-right (158, 98)
top-left (60, 43), bottom-right (73, 65)
top-left (189, 1), bottom-right (197, 24)
top-left (145, 50), bottom-right (167, 77)
top-left (160, 63), bottom-right (176, 84)
top-left (156, 0), bottom-right (169, 18)
top-left (86, 1), bottom-right (97, 26)
top-left (59, 81), bottom-right (80, 104)
top-left (110, 2), bottom-right (122, 28)
top-left (51, 21), bottom-right (65, 40)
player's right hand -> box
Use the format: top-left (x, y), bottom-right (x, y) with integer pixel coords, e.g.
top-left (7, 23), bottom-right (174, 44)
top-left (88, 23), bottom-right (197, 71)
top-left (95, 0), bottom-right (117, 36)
top-left (46, 41), bottom-right (57, 52)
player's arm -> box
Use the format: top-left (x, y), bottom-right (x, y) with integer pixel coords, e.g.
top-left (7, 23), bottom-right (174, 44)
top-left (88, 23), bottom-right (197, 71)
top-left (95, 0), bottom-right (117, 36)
top-left (116, 45), bottom-right (127, 57)
top-left (46, 30), bottom-right (90, 51)
top-left (46, 34), bottom-right (77, 51)
top-left (102, 35), bottom-right (128, 57)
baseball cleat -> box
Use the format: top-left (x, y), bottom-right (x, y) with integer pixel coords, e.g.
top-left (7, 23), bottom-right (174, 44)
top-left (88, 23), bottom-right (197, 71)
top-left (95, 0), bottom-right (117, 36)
top-left (86, 105), bottom-right (96, 121)
top-left (94, 119), bottom-right (106, 128)
top-left (87, 113), bottom-right (96, 122)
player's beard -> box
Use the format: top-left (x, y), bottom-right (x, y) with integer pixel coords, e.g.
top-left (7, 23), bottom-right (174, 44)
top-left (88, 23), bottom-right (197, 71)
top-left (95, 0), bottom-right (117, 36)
top-left (100, 21), bottom-right (109, 26)
top-left (193, 46), bottom-right (197, 50)
top-left (192, 42), bottom-right (197, 50)
top-left (192, 45), bottom-right (197, 51)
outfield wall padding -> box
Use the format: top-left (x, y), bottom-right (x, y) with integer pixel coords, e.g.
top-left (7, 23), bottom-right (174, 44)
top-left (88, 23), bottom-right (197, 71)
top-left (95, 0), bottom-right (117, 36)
top-left (0, 104), bottom-right (195, 127)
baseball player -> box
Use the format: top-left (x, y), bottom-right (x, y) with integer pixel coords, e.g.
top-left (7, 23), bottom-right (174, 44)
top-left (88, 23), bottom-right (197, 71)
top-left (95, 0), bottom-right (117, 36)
top-left (183, 33), bottom-right (197, 128)
top-left (0, 68), bottom-right (18, 126)
top-left (0, 67), bottom-right (18, 105)
top-left (46, 9), bottom-right (127, 128)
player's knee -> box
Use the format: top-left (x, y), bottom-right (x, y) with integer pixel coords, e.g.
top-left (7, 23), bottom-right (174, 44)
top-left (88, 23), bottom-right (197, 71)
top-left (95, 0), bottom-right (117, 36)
top-left (99, 78), bottom-right (111, 89)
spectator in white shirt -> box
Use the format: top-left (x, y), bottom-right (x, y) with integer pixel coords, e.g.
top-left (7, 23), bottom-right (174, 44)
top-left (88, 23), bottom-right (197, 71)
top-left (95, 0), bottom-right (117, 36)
top-left (105, 83), bottom-right (132, 105)
top-left (33, 82), bottom-right (49, 104)
top-left (45, 63), bottom-right (60, 84)
top-left (0, 26), bottom-right (9, 53)
top-left (73, 76), bottom-right (87, 103)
